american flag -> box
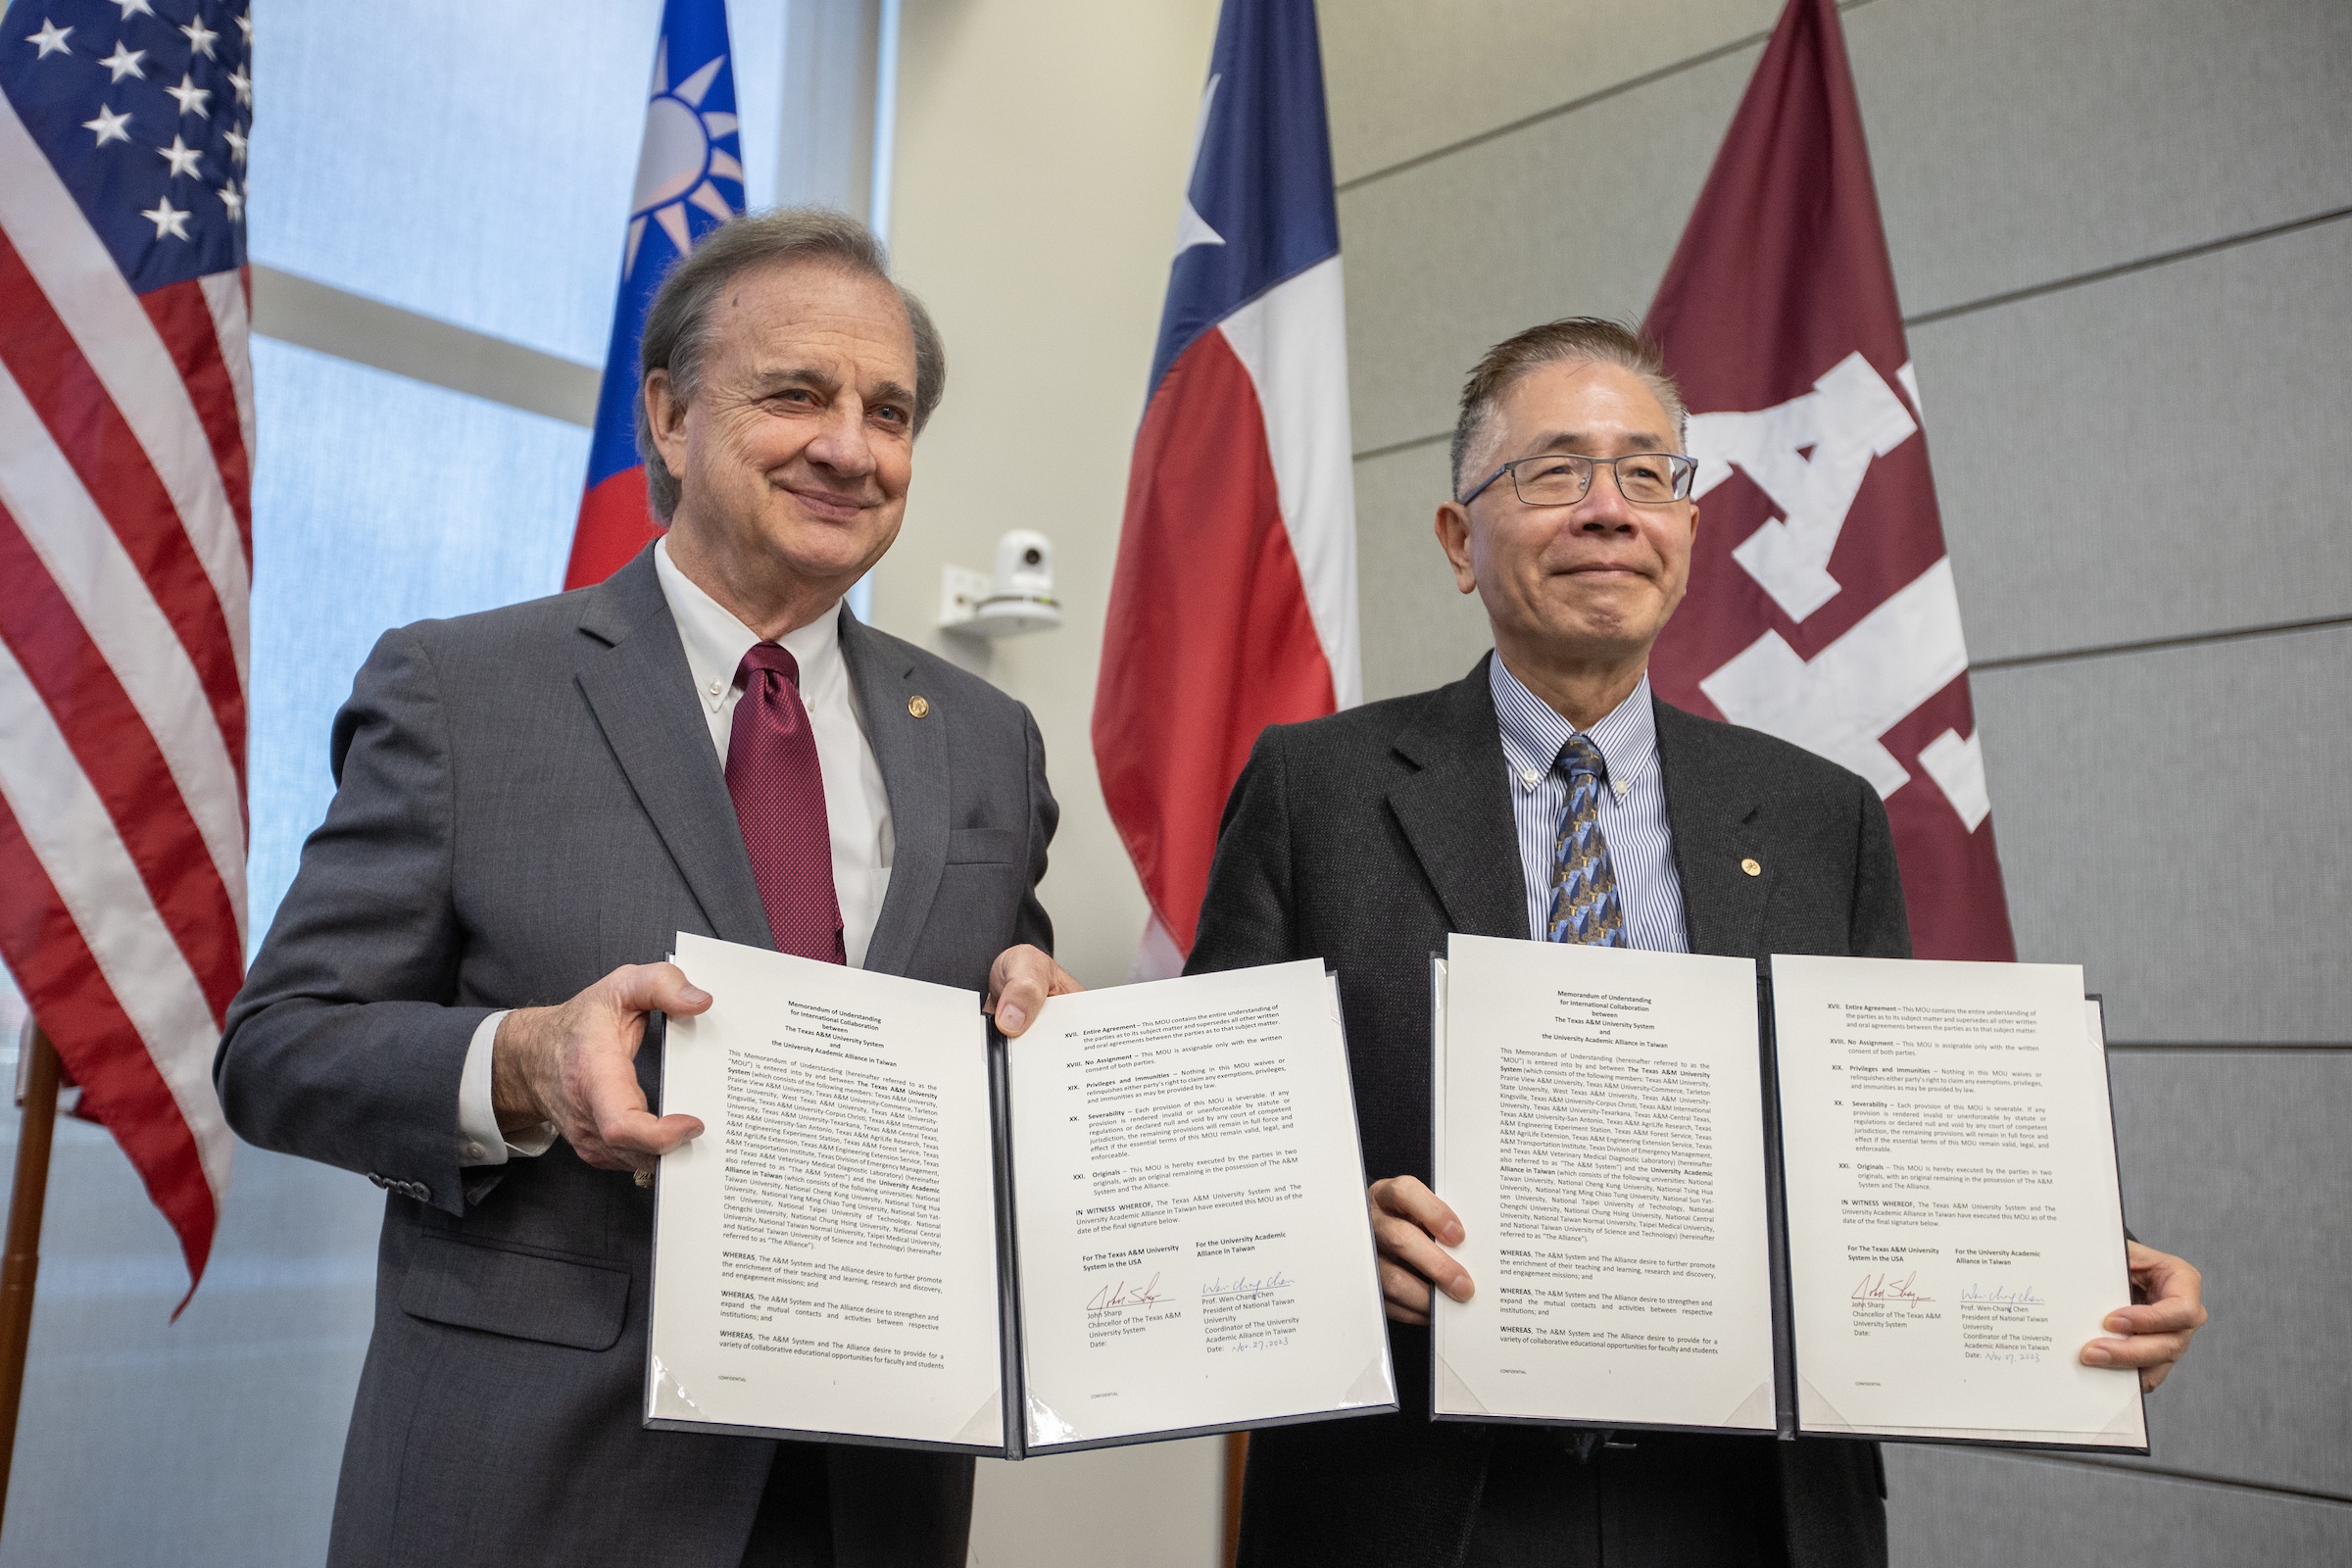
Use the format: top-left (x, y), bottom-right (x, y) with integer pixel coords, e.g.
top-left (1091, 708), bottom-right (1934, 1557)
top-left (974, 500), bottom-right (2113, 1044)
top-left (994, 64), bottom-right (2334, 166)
top-left (0, 0), bottom-right (251, 1296)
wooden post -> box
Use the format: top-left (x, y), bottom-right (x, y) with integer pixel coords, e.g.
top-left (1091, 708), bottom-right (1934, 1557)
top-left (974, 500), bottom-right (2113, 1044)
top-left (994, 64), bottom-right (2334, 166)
top-left (1220, 1430), bottom-right (1248, 1568)
top-left (0, 1025), bottom-right (61, 1533)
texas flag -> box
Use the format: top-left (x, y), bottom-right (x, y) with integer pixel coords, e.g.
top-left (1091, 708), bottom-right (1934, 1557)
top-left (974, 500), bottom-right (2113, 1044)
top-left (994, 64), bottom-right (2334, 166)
top-left (564, 0), bottom-right (745, 590)
top-left (1094, 0), bottom-right (1360, 969)
top-left (1643, 0), bottom-right (2015, 959)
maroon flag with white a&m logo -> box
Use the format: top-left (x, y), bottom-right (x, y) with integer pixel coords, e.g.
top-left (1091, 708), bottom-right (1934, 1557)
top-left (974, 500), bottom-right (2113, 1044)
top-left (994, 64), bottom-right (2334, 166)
top-left (1643, 0), bottom-right (2015, 960)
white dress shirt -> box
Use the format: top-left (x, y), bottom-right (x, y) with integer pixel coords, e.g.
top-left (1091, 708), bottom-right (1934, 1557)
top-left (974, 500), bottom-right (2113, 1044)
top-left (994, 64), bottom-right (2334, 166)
top-left (455, 539), bottom-right (895, 1166)
top-left (1490, 659), bottom-right (1690, 953)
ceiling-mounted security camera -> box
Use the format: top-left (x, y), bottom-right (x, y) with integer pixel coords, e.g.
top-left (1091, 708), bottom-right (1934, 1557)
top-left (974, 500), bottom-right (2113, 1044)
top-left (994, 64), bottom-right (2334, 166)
top-left (940, 529), bottom-right (1062, 638)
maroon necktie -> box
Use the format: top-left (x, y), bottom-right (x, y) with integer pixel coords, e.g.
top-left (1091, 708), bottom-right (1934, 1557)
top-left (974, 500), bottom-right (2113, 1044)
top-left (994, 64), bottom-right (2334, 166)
top-left (725, 644), bottom-right (846, 962)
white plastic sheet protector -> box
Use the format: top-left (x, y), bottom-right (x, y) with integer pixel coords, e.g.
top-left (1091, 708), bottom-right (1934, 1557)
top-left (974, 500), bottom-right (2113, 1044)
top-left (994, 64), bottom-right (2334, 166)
top-left (1433, 934), bottom-right (1779, 1433)
top-left (647, 933), bottom-right (1005, 1450)
top-left (1006, 959), bottom-right (1396, 1450)
top-left (1772, 956), bottom-right (2146, 1449)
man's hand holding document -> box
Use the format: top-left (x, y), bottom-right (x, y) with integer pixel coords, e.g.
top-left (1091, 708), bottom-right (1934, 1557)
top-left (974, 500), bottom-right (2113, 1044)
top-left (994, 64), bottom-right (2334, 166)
top-left (646, 934), bottom-right (1396, 1457)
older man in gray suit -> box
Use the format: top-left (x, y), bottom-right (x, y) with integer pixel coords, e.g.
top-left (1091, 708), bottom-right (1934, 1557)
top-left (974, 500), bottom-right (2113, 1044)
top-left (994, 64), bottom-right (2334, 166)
top-left (219, 210), bottom-right (1073, 1568)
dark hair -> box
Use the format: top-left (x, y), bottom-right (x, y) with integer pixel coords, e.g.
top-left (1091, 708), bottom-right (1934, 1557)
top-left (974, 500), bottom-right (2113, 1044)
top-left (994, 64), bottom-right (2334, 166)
top-left (1449, 318), bottom-right (1687, 500)
top-left (634, 207), bottom-right (948, 519)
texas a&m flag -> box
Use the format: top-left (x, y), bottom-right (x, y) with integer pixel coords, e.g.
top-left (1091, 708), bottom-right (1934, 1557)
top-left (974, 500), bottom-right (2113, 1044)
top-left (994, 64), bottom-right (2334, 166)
top-left (1644, 0), bottom-right (2015, 959)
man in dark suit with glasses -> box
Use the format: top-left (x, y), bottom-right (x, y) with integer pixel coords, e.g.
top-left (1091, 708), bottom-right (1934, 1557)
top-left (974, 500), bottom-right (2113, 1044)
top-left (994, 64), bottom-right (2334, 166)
top-left (1191, 318), bottom-right (2207, 1567)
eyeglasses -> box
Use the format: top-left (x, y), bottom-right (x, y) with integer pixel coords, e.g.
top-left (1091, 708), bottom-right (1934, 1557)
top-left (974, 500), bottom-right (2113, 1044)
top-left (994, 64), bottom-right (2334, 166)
top-left (1458, 451), bottom-right (1699, 508)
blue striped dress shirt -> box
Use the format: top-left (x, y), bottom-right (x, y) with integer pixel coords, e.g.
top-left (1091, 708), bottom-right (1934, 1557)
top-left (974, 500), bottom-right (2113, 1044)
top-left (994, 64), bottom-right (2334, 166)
top-left (1489, 659), bottom-right (1690, 953)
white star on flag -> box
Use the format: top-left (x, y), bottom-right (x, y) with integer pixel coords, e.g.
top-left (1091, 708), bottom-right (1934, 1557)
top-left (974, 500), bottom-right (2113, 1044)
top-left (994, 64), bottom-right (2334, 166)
top-left (82, 103), bottom-right (133, 146)
top-left (227, 65), bottom-right (252, 107)
top-left (165, 73), bottom-right (211, 119)
top-left (221, 125), bottom-right (246, 163)
top-left (218, 181), bottom-right (243, 221)
top-left (1171, 74), bottom-right (1227, 258)
top-left (4, 0), bottom-right (256, 1320)
top-left (99, 41), bottom-right (145, 80)
top-left (236, 13), bottom-right (252, 43)
top-left (139, 192), bottom-right (192, 239)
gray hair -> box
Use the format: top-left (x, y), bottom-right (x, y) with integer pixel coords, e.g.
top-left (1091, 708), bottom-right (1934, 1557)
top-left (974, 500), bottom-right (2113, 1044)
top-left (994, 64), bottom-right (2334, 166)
top-left (1449, 317), bottom-right (1688, 501)
top-left (634, 207), bottom-right (948, 520)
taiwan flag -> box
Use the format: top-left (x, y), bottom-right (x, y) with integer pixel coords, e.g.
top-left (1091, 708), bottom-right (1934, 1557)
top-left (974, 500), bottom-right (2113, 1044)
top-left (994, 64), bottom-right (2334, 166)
top-left (1094, 0), bottom-right (1360, 970)
top-left (1643, 0), bottom-right (2015, 959)
top-left (564, 0), bottom-right (745, 589)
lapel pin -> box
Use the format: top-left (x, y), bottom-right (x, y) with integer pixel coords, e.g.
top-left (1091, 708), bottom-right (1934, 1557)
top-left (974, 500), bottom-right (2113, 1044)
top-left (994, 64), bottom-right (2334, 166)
top-left (1740, 857), bottom-right (1761, 877)
top-left (907, 695), bottom-right (930, 718)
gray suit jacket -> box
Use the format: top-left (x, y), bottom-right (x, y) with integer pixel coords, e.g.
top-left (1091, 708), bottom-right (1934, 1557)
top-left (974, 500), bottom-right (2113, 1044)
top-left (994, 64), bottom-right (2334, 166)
top-left (218, 549), bottom-right (1055, 1568)
top-left (1188, 654), bottom-right (1906, 1568)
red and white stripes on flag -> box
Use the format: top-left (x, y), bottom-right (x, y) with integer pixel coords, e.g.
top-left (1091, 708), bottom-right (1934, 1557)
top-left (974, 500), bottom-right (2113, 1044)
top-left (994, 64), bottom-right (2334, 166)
top-left (0, 89), bottom-right (243, 1295)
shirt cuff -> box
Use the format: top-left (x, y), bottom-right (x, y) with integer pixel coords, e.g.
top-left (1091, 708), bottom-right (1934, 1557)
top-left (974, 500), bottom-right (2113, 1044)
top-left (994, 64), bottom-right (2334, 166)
top-left (457, 1009), bottom-right (558, 1166)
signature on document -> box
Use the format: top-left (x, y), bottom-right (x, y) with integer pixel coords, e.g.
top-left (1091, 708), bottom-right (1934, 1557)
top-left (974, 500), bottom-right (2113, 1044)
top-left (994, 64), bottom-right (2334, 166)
top-left (1959, 1281), bottom-right (2043, 1307)
top-left (1851, 1270), bottom-right (1932, 1302)
top-left (1087, 1273), bottom-right (1166, 1312)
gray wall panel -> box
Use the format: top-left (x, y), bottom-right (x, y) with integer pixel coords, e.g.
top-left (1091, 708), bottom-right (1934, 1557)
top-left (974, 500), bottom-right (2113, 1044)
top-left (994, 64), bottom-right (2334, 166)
top-left (1354, 441), bottom-right (1494, 701)
top-left (1321, 0), bottom-right (1781, 186)
top-left (2104, 1051), bottom-right (2352, 1498)
top-left (1886, 1447), bottom-right (2352, 1568)
top-left (1974, 625), bottom-right (2352, 1043)
top-left (1332, 0), bottom-right (2352, 463)
top-left (1918, 217), bottom-right (2352, 663)
top-left (1848, 0), bottom-right (2352, 318)
top-left (1335, 44), bottom-right (1756, 454)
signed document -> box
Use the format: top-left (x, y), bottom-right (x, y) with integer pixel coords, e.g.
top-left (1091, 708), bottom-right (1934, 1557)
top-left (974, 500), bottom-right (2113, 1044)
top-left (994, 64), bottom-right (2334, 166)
top-left (647, 933), bottom-right (1006, 1450)
top-left (1431, 934), bottom-right (1780, 1433)
top-left (647, 935), bottom-right (1394, 1456)
top-left (1772, 956), bottom-right (2145, 1448)
top-left (1005, 959), bottom-right (1396, 1451)
top-left (1429, 938), bottom-right (2144, 1453)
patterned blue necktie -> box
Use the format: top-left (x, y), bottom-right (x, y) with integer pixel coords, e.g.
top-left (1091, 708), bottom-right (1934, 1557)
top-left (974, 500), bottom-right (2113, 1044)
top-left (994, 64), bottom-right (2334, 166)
top-left (1546, 735), bottom-right (1627, 946)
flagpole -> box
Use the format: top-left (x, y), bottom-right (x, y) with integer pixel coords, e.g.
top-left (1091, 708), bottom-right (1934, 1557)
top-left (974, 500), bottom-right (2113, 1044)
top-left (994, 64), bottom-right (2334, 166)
top-left (0, 1023), bottom-right (61, 1531)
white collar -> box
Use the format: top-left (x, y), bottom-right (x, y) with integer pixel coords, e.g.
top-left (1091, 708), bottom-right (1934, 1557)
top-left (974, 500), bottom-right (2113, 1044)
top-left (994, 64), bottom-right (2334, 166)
top-left (1489, 657), bottom-right (1659, 788)
top-left (654, 537), bottom-right (845, 714)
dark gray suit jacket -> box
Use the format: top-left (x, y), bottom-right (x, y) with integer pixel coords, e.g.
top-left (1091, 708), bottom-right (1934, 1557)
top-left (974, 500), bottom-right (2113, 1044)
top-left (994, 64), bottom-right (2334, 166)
top-left (218, 549), bottom-right (1055, 1568)
top-left (1188, 655), bottom-right (1907, 1568)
